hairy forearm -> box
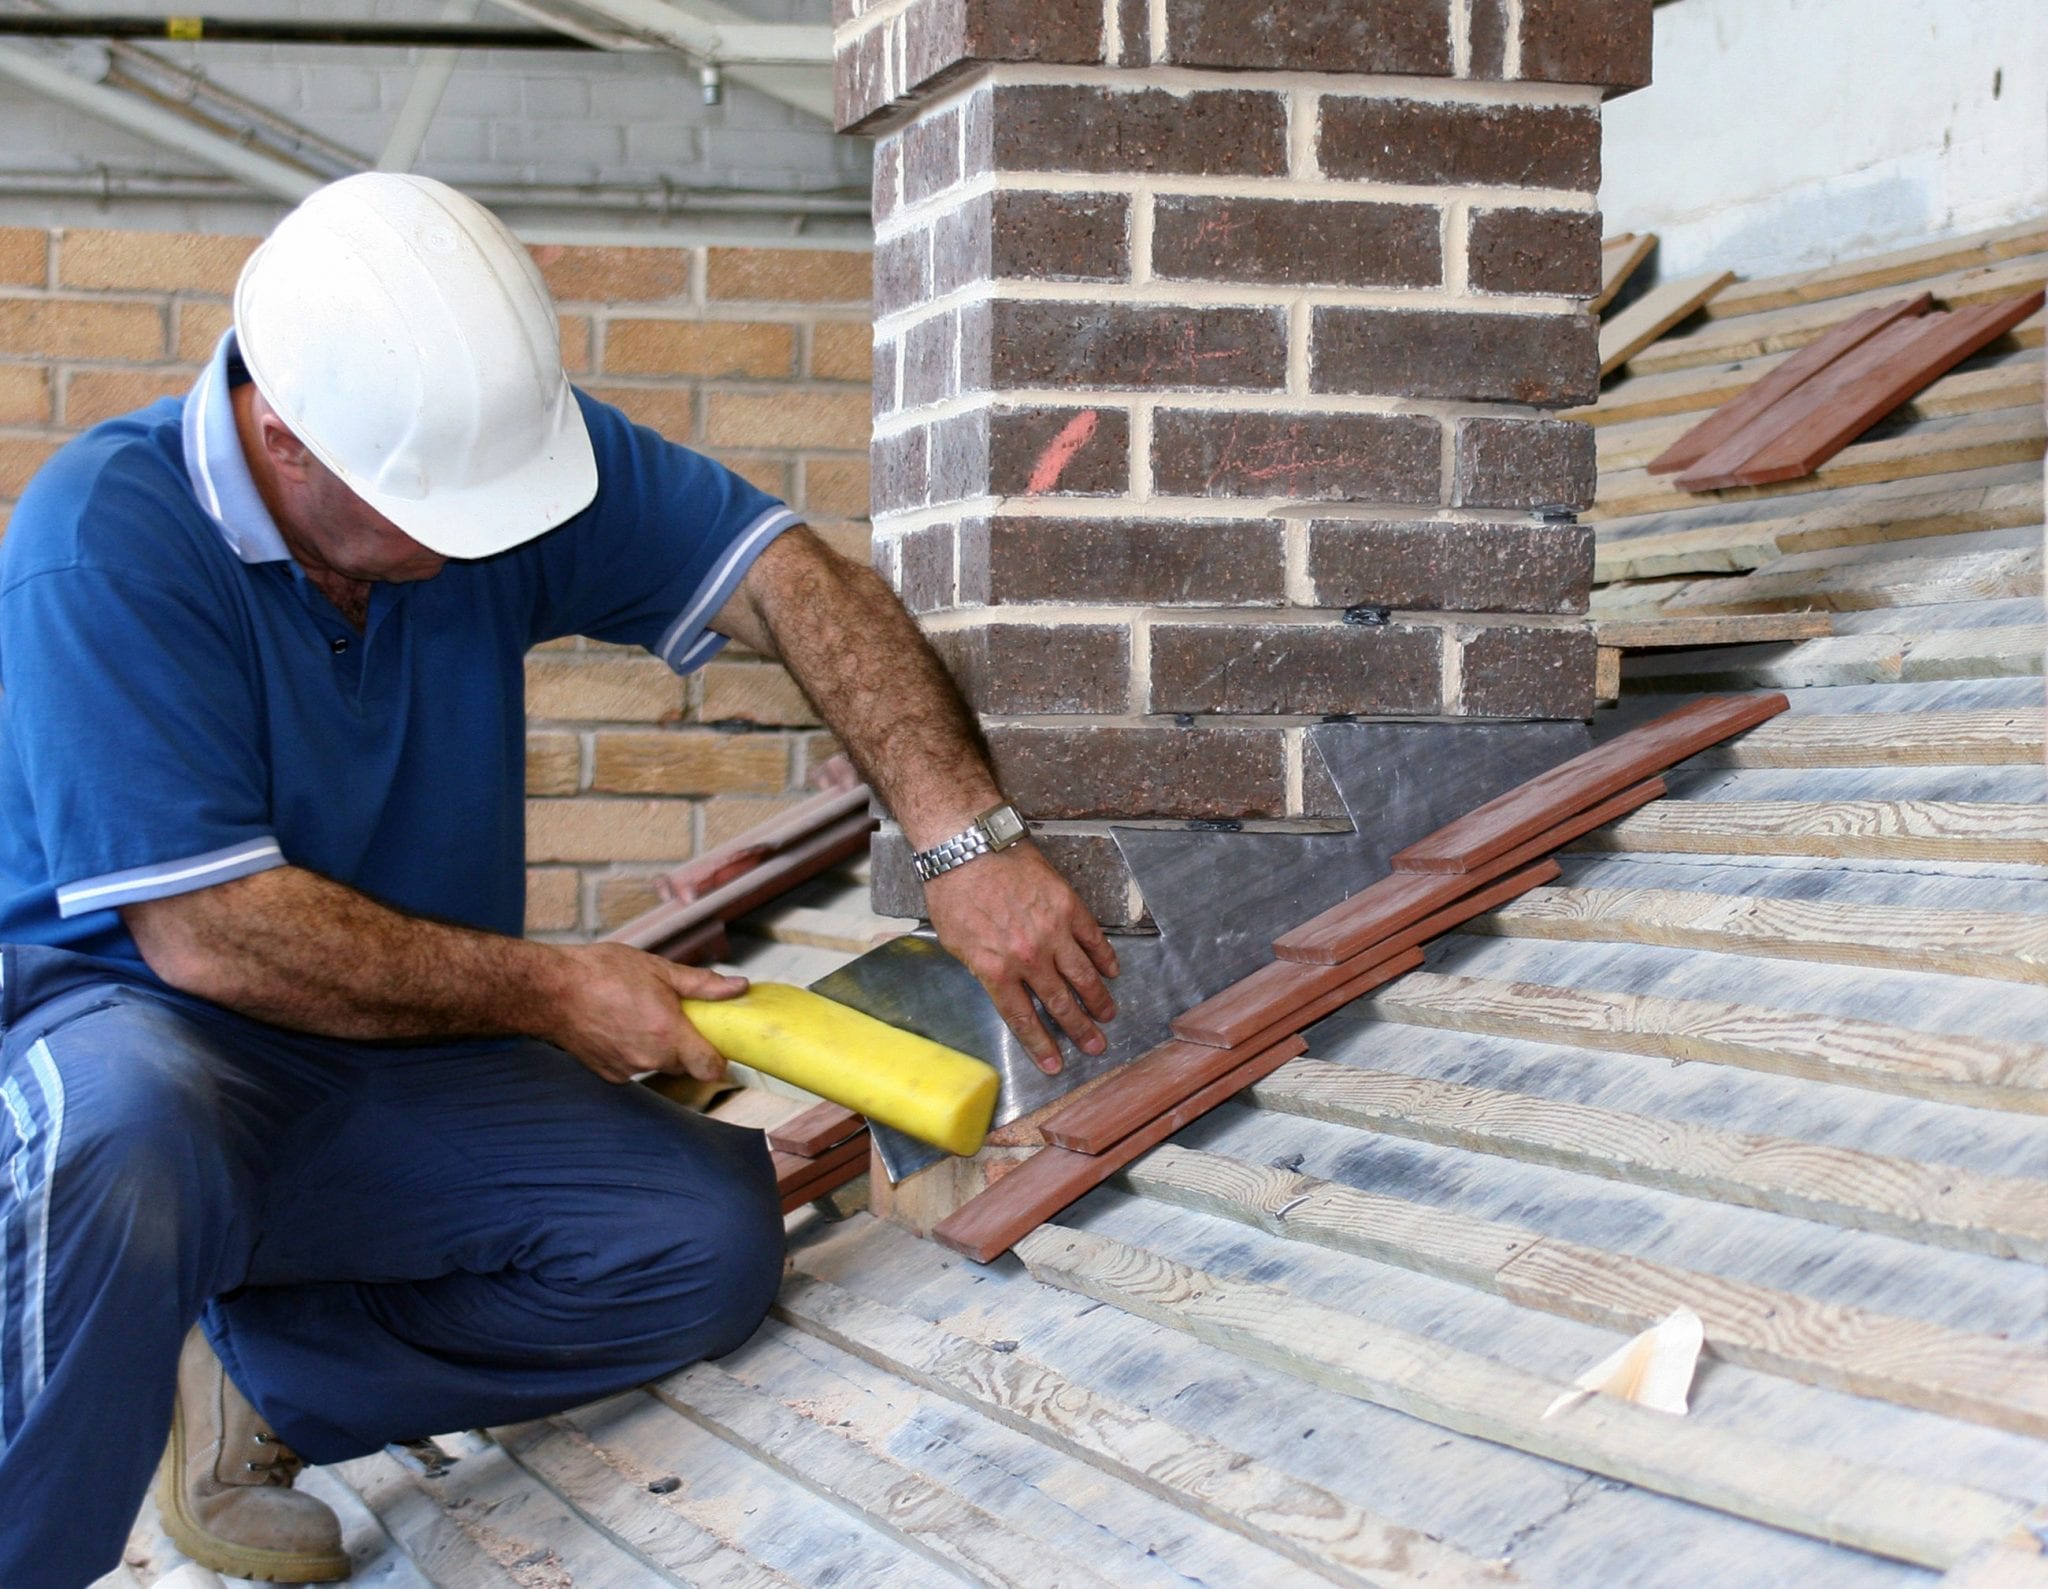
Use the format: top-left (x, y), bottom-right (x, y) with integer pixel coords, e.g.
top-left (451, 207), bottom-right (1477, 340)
top-left (125, 865), bottom-right (570, 1042)
top-left (729, 529), bottom-right (1001, 845)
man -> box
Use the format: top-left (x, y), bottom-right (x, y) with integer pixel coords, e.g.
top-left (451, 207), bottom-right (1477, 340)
top-left (0, 173), bottom-right (1117, 1586)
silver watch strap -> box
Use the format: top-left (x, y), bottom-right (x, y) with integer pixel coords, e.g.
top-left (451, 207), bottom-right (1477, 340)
top-left (911, 824), bottom-right (992, 882)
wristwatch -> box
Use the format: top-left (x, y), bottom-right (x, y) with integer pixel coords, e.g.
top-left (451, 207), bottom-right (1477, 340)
top-left (911, 802), bottom-right (1029, 882)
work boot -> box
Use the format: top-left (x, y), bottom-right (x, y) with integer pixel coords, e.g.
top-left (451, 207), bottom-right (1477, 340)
top-left (155, 1327), bottom-right (352, 1583)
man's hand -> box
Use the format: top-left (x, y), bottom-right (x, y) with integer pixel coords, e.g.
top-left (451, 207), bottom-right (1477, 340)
top-left (542, 944), bottom-right (749, 1084)
top-left (922, 845), bottom-right (1119, 1073)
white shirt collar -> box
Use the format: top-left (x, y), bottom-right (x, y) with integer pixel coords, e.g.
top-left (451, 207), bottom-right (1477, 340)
top-left (180, 329), bottom-right (291, 564)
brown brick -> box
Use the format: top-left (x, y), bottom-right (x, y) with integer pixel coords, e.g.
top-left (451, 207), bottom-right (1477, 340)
top-left (804, 456), bottom-right (871, 517)
top-left (701, 795), bottom-right (813, 849)
top-left (1153, 410), bottom-right (1441, 502)
top-left (1517, 0), bottom-right (1654, 89)
top-left (838, 0), bottom-right (1108, 130)
top-left (836, 23), bottom-right (889, 130)
top-left (903, 107), bottom-right (963, 207)
top-left (1148, 622), bottom-right (1443, 715)
top-left (902, 309), bottom-right (959, 408)
top-left (1165, 0), bottom-right (1451, 74)
top-left (531, 243), bottom-right (690, 303)
top-left (934, 622), bottom-right (1131, 714)
top-left (0, 365), bottom-right (50, 426)
top-left (1469, 208), bottom-right (1604, 297)
top-left (1455, 625), bottom-right (1597, 718)
top-left (583, 385), bottom-right (697, 438)
top-left (987, 405), bottom-right (1131, 498)
top-left (1452, 417), bottom-right (1595, 510)
top-left (871, 824), bottom-right (1147, 928)
top-left (526, 732), bottom-right (583, 795)
top-left (1116, 0), bottom-right (1150, 64)
top-left (959, 516), bottom-right (1286, 606)
top-left (706, 454), bottom-right (795, 501)
top-left (874, 138), bottom-right (903, 226)
top-left (591, 730), bottom-right (789, 795)
top-left (1319, 99), bottom-right (1600, 189)
top-left (985, 301), bottom-right (1288, 391)
top-left (1152, 198), bottom-right (1441, 289)
top-left (1304, 519), bottom-right (1592, 614)
top-left (526, 799), bottom-right (695, 864)
top-left (525, 868), bottom-right (581, 933)
top-left (596, 874), bottom-right (665, 931)
top-left (525, 655), bottom-right (687, 722)
top-left (559, 315), bottom-right (592, 375)
top-left (699, 661), bottom-right (818, 726)
top-left (0, 298), bottom-right (164, 361)
top-left (705, 390), bottom-right (870, 451)
top-left (873, 229), bottom-right (931, 318)
top-left (989, 723), bottom-right (1290, 821)
top-left (872, 425), bottom-right (930, 514)
top-left (175, 300), bottom-right (233, 363)
top-left (603, 319), bottom-right (795, 379)
top-left (992, 192), bottom-right (1130, 282)
top-left (706, 248), bottom-right (870, 303)
top-left (932, 195), bottom-right (993, 299)
top-left (990, 86), bottom-right (1288, 177)
top-left (809, 321), bottom-right (872, 381)
top-left (0, 438), bottom-right (61, 499)
top-left (61, 367), bottom-right (192, 427)
top-left (1468, 0), bottom-right (1507, 75)
top-left (958, 0), bottom-right (1106, 65)
top-left (0, 230), bottom-right (46, 287)
top-left (1311, 308), bottom-right (1596, 405)
top-left (57, 229), bottom-right (256, 295)
top-left (898, 522), bottom-right (956, 612)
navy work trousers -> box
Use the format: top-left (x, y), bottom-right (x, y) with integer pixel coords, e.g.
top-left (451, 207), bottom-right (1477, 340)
top-left (0, 946), bottom-right (785, 1588)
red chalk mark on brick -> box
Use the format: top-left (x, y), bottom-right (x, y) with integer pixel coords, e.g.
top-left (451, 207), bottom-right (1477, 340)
top-left (1026, 409), bottom-right (1102, 495)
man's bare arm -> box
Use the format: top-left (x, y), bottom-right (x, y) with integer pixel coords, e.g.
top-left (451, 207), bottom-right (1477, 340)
top-left (124, 865), bottom-right (742, 1083)
top-left (712, 527), bottom-right (1119, 1069)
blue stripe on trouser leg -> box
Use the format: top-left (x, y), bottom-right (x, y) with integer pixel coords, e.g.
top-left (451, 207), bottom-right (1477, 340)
top-left (0, 955), bottom-right (785, 1588)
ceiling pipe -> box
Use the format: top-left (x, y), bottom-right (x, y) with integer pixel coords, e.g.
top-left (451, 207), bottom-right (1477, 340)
top-left (0, 15), bottom-right (597, 48)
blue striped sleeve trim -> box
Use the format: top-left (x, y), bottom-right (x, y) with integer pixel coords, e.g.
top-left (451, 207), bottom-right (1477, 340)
top-left (54, 838), bottom-right (285, 918)
top-left (655, 506), bottom-right (803, 675)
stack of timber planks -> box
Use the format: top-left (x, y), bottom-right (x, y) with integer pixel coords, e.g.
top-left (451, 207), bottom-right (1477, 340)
top-left (273, 217), bottom-right (2048, 1589)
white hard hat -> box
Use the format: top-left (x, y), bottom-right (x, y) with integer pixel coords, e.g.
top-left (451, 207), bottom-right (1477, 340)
top-left (234, 173), bottom-right (596, 559)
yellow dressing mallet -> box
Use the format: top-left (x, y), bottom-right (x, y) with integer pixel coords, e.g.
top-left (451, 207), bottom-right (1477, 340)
top-left (680, 982), bottom-right (1000, 1158)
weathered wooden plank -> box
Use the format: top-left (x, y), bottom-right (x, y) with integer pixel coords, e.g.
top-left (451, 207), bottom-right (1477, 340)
top-left (1577, 799), bottom-right (2048, 866)
top-left (1276, 783), bottom-right (1665, 964)
top-left (1594, 645), bottom-right (1622, 704)
top-left (930, 1035), bottom-right (1310, 1263)
top-left (1592, 613), bottom-right (1833, 648)
top-left (1473, 884), bottom-right (2048, 986)
top-left (328, 1453), bottom-right (527, 1589)
top-left (1013, 1226), bottom-right (2032, 1570)
top-left (495, 1418), bottom-right (802, 1588)
top-left (1658, 543), bottom-right (2042, 615)
top-left (1683, 709), bottom-right (2044, 767)
top-left (1174, 863), bottom-right (1557, 1047)
top-left (773, 1273), bottom-right (1514, 1589)
top-left (1627, 254), bottom-right (2048, 377)
top-left (653, 1360), bottom-right (1116, 1589)
top-left (1367, 970), bottom-right (2048, 1112)
top-left (1704, 217), bottom-right (2048, 320)
top-left (1044, 948), bottom-right (1417, 1150)
top-left (1620, 624), bottom-right (2044, 689)
top-left (1593, 232), bottom-right (1656, 315)
top-left (1386, 694), bottom-right (1784, 877)
top-left (1249, 1058), bottom-right (2048, 1263)
top-left (1127, 1146), bottom-right (2048, 1438)
top-left (1600, 270), bottom-right (1739, 376)
top-left (1598, 404), bottom-right (2048, 522)
top-left (1647, 295), bottom-right (1933, 477)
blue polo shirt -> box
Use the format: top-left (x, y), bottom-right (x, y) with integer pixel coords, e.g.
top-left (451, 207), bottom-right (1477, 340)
top-left (0, 333), bottom-right (800, 969)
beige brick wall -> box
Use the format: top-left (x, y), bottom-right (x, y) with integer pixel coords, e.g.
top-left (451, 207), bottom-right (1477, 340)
top-left (0, 226), bottom-right (874, 940)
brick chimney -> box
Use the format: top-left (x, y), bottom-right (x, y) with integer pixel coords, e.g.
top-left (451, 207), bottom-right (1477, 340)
top-left (840, 1), bottom-right (1652, 931)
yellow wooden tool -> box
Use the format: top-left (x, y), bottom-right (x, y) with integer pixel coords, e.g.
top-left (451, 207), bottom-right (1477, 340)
top-left (681, 983), bottom-right (999, 1157)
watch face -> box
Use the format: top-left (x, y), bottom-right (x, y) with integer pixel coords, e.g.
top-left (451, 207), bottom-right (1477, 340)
top-left (980, 803), bottom-right (1027, 848)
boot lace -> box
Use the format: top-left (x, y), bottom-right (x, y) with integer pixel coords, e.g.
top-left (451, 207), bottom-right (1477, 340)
top-left (244, 1428), bottom-right (306, 1485)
